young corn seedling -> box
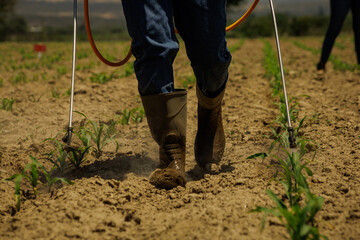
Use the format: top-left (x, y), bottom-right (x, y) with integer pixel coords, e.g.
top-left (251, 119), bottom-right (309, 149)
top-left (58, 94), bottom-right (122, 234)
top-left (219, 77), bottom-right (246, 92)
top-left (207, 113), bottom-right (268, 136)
top-left (275, 97), bottom-right (299, 126)
top-left (5, 174), bottom-right (23, 211)
top-left (57, 66), bottom-right (67, 76)
top-left (131, 106), bottom-right (145, 123)
top-left (1, 97), bottom-right (14, 111)
top-left (90, 71), bottom-right (116, 84)
top-left (43, 138), bottom-right (68, 174)
top-left (51, 88), bottom-right (61, 98)
top-left (118, 106), bottom-right (145, 125)
top-left (68, 146), bottom-right (91, 168)
top-left (292, 40), bottom-right (358, 72)
top-left (251, 188), bottom-right (326, 240)
top-left (76, 112), bottom-right (119, 159)
top-left (181, 75), bottom-right (196, 89)
top-left (37, 163), bottom-right (74, 193)
top-left (10, 71), bottom-right (27, 84)
top-left (251, 151), bottom-right (326, 240)
top-left (121, 62), bottom-right (134, 77)
top-left (6, 156), bottom-right (41, 198)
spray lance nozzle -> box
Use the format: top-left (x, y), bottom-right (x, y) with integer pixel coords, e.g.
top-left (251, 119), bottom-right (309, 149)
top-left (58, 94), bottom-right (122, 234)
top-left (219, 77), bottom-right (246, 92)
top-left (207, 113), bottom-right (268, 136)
top-left (62, 127), bottom-right (73, 145)
top-left (287, 127), bottom-right (296, 149)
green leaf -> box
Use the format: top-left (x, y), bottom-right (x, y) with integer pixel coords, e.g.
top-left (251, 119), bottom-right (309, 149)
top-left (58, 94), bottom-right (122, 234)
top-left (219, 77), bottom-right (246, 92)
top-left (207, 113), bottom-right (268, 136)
top-left (299, 224), bottom-right (313, 237)
top-left (246, 152), bottom-right (268, 160)
top-left (303, 166), bottom-right (313, 176)
top-left (266, 190), bottom-right (287, 209)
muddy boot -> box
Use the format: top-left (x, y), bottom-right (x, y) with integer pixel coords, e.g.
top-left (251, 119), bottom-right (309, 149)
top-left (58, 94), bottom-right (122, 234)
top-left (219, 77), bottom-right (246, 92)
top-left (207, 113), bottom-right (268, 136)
top-left (195, 85), bottom-right (225, 169)
top-left (141, 90), bottom-right (187, 189)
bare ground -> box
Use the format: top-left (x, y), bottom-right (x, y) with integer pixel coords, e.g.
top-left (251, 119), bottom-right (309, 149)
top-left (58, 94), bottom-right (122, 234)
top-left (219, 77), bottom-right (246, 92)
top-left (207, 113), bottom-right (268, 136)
top-left (0, 37), bottom-right (359, 239)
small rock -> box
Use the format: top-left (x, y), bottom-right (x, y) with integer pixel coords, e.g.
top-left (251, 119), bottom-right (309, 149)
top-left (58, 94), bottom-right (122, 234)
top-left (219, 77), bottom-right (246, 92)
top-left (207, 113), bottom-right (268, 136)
top-left (234, 178), bottom-right (247, 186)
top-left (103, 199), bottom-right (117, 206)
top-left (182, 196), bottom-right (191, 204)
top-left (168, 193), bottom-right (177, 200)
top-left (322, 214), bottom-right (339, 220)
top-left (172, 200), bottom-right (185, 208)
top-left (337, 184), bottom-right (349, 194)
top-left (311, 176), bottom-right (326, 183)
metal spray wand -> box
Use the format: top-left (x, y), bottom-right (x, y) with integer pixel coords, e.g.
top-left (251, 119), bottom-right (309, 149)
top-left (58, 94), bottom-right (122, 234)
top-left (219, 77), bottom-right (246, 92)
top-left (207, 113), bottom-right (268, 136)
top-left (62, 0), bottom-right (77, 146)
top-left (268, 0), bottom-right (296, 148)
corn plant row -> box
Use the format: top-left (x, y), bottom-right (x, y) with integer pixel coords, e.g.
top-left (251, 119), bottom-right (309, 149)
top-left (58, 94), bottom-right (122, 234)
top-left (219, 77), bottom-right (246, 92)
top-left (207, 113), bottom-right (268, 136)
top-left (292, 41), bottom-right (360, 72)
top-left (5, 156), bottom-right (74, 211)
top-left (247, 40), bottom-right (327, 240)
top-left (5, 110), bottom-right (145, 212)
top-left (228, 39), bottom-right (245, 53)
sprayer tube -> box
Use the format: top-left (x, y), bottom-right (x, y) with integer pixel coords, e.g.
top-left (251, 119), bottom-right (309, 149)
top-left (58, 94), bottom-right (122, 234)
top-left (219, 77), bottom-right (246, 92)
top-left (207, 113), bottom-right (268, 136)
top-left (67, 0), bottom-right (77, 145)
top-left (268, 0), bottom-right (296, 148)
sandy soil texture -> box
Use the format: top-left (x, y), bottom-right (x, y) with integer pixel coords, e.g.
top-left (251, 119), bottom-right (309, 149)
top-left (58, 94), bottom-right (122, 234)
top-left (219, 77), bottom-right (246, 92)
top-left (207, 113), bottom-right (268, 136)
top-left (0, 37), bottom-right (359, 239)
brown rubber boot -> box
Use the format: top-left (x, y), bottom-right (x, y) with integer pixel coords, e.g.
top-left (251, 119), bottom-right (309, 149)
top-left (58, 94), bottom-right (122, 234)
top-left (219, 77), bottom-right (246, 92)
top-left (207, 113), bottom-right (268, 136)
top-left (141, 90), bottom-right (187, 189)
top-left (195, 85), bottom-right (225, 169)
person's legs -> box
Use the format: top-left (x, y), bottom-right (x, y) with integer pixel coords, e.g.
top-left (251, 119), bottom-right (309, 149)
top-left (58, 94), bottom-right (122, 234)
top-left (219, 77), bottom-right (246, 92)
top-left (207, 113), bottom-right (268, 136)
top-left (318, 0), bottom-right (351, 69)
top-left (173, 0), bottom-right (231, 168)
top-left (122, 0), bottom-right (187, 189)
top-left (351, 0), bottom-right (360, 64)
top-left (173, 0), bottom-right (231, 97)
top-left (122, 0), bottom-right (178, 95)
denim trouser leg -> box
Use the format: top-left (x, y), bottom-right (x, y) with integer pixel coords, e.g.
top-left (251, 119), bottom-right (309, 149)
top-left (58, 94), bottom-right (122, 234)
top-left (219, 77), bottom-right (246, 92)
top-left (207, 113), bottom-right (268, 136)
top-left (320, 0), bottom-right (350, 63)
top-left (174, 0), bottom-right (232, 97)
top-left (122, 0), bottom-right (231, 97)
top-left (122, 0), bottom-right (178, 95)
top-left (351, 0), bottom-right (360, 64)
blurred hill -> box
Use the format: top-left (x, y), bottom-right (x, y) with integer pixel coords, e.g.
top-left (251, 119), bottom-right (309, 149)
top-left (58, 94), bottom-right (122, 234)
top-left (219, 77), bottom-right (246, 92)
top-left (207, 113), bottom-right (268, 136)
top-left (16, 0), bottom-right (329, 30)
top-left (15, 0), bottom-right (127, 30)
top-left (240, 0), bottom-right (328, 16)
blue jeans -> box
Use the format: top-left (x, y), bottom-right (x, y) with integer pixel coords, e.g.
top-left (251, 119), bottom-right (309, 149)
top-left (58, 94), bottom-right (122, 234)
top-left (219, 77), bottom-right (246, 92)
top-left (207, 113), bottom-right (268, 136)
top-left (122, 0), bottom-right (232, 97)
top-left (320, 0), bottom-right (360, 64)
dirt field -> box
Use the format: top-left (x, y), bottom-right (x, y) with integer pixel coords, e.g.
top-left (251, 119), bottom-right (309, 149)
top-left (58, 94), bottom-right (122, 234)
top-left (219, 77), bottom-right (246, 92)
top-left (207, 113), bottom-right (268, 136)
top-left (0, 36), bottom-right (359, 239)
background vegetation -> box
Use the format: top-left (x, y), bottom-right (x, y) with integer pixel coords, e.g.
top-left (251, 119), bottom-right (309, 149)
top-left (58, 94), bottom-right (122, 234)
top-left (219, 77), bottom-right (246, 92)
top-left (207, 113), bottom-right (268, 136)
top-left (0, 0), bottom-right (356, 42)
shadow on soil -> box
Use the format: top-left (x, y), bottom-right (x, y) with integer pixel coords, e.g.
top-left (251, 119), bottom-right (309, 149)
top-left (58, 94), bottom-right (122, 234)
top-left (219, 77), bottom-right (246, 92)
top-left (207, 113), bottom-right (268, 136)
top-left (186, 164), bottom-right (236, 181)
top-left (63, 152), bottom-right (158, 182)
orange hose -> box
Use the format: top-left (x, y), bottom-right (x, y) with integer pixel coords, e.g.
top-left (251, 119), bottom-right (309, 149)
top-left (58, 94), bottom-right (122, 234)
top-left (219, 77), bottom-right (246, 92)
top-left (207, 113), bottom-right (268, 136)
top-left (84, 0), bottom-right (259, 67)
top-left (226, 0), bottom-right (259, 32)
top-left (84, 0), bottom-right (132, 67)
